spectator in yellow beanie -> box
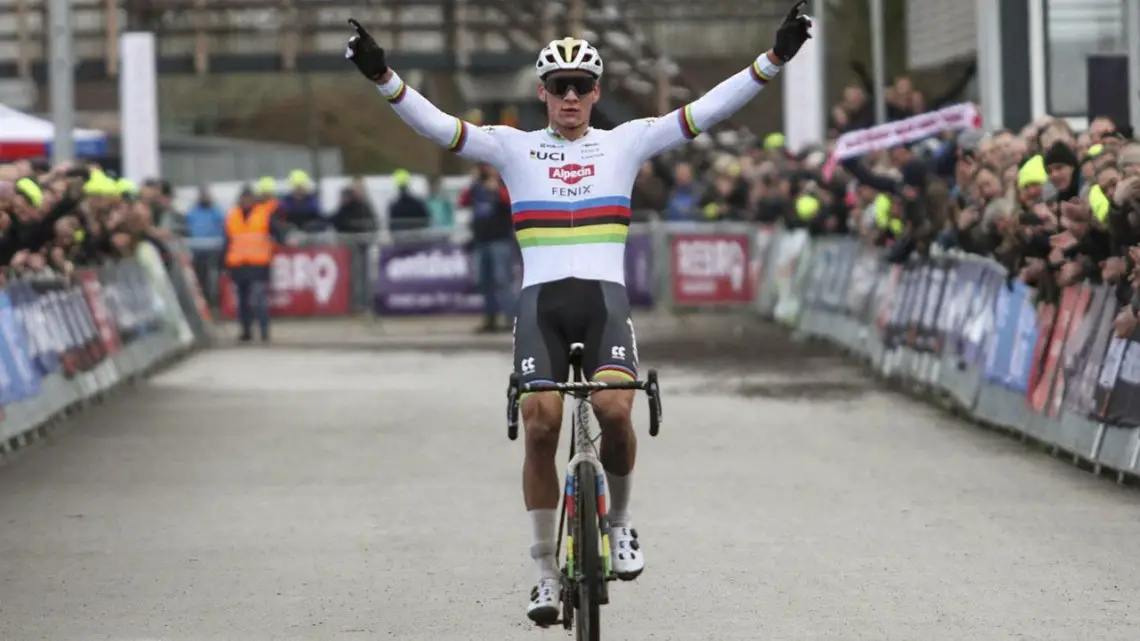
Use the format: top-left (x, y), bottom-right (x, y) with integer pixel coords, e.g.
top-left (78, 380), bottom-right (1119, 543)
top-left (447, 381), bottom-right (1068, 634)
top-left (278, 169), bottom-right (323, 231)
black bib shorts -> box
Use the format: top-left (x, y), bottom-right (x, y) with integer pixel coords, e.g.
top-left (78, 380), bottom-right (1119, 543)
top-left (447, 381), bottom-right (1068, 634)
top-left (512, 277), bottom-right (639, 386)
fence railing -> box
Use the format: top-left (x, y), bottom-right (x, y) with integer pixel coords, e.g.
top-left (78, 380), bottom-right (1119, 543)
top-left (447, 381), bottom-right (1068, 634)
top-left (0, 239), bottom-right (214, 455)
top-left (198, 222), bottom-right (1140, 480)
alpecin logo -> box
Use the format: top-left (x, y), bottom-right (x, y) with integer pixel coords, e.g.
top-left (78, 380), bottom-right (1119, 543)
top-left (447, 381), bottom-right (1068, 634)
top-left (549, 164), bottom-right (595, 185)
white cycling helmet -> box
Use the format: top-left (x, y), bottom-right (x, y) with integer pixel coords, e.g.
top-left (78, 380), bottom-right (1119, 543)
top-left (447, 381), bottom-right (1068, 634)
top-left (535, 37), bottom-right (604, 79)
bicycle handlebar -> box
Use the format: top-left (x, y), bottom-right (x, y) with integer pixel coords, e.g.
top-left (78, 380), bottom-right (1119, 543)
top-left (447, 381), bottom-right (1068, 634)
top-left (506, 370), bottom-right (662, 441)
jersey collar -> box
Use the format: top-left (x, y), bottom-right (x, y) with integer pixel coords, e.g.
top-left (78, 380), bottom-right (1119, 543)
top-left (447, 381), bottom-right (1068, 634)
top-left (546, 127), bottom-right (591, 142)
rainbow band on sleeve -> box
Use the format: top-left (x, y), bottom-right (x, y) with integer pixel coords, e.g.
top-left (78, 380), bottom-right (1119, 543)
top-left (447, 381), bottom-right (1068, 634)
top-left (384, 79), bottom-right (408, 104)
top-left (678, 104), bottom-right (701, 140)
top-left (750, 58), bottom-right (776, 86)
top-left (448, 119), bottom-right (469, 152)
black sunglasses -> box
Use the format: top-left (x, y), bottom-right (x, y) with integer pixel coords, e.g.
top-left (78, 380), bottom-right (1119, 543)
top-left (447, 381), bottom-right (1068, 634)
top-left (543, 74), bottom-right (597, 97)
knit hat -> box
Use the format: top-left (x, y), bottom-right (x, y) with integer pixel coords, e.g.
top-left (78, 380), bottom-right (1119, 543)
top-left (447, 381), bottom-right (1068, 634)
top-left (1043, 140), bottom-right (1079, 168)
top-left (957, 129), bottom-right (985, 153)
top-left (900, 160), bottom-right (928, 189)
top-left (1018, 155), bottom-right (1048, 189)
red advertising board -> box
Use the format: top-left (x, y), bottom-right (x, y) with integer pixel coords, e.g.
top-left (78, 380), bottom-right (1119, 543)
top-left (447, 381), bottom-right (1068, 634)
top-left (1048, 285), bottom-right (1091, 416)
top-left (76, 269), bottom-right (122, 356)
top-left (670, 234), bottom-right (754, 305)
top-left (1028, 302), bottom-right (1058, 413)
top-left (219, 245), bottom-right (352, 318)
top-left (1029, 286), bottom-right (1094, 414)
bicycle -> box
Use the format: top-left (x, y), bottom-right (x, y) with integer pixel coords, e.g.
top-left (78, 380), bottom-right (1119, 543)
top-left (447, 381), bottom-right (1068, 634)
top-left (506, 342), bottom-right (663, 641)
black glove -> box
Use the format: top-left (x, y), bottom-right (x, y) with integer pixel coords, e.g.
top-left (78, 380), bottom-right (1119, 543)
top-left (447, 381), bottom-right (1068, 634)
top-left (345, 18), bottom-right (388, 82)
top-left (772, 1), bottom-right (813, 64)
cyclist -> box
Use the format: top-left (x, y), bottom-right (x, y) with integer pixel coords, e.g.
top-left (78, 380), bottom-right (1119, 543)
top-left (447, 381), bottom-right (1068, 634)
top-left (346, 2), bottom-right (812, 624)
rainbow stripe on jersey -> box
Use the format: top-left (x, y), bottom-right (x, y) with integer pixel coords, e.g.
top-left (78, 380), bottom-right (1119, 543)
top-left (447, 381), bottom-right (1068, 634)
top-left (512, 196), bottom-right (631, 249)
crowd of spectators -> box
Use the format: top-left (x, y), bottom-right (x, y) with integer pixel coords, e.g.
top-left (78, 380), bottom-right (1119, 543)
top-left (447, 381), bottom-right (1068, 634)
top-left (0, 160), bottom-right (384, 304)
top-left (182, 170), bottom-right (380, 242)
top-left (0, 158), bottom-right (182, 285)
top-left (16, 65), bottom-right (1140, 337)
top-left (630, 71), bottom-right (1140, 337)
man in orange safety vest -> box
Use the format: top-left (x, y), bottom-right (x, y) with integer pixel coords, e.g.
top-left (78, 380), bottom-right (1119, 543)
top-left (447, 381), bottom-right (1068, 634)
top-left (222, 186), bottom-right (289, 342)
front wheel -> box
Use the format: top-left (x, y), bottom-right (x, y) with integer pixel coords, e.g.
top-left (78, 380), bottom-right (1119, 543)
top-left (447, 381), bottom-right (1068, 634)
top-left (574, 461), bottom-right (602, 641)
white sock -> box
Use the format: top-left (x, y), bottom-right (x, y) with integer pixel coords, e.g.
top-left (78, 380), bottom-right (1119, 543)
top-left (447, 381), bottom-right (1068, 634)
top-left (606, 471), bottom-right (633, 527)
top-left (528, 508), bottom-right (559, 582)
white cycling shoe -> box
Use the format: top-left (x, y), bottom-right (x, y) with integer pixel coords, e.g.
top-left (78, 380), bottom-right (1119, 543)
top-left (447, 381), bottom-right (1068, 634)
top-left (610, 525), bottom-right (644, 580)
top-left (527, 576), bottom-right (560, 626)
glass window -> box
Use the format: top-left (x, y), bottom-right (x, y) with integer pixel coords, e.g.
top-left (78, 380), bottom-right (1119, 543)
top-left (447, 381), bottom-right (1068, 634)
top-left (1046, 0), bottom-right (1126, 115)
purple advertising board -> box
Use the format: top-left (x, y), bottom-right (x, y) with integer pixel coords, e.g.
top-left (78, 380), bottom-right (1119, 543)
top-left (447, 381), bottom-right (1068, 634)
top-left (624, 234), bottom-right (654, 307)
top-left (374, 235), bottom-right (655, 315)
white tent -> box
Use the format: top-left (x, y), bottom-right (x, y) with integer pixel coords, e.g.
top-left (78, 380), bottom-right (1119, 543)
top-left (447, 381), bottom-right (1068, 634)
top-left (0, 103), bottom-right (107, 157)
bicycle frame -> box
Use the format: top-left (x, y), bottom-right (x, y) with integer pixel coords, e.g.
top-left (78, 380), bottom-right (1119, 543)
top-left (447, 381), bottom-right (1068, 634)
top-left (561, 362), bottom-right (614, 606)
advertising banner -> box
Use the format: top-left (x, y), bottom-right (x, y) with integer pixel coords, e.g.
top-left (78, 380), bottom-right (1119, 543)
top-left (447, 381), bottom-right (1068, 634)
top-left (62, 282), bottom-right (104, 372)
top-left (0, 247), bottom-right (209, 452)
top-left (11, 282), bottom-right (64, 378)
top-left (220, 246), bottom-right (353, 318)
top-left (374, 240), bottom-right (491, 315)
top-left (884, 263), bottom-right (916, 348)
top-left (918, 260), bottom-right (949, 354)
top-left (77, 270), bottom-right (122, 358)
top-left (873, 264), bottom-right (901, 337)
top-left (1065, 285), bottom-right (1115, 416)
top-left (1006, 284), bottom-right (1039, 392)
top-left (1102, 329), bottom-right (1140, 427)
top-left (1031, 286), bottom-right (1090, 416)
top-left (845, 247), bottom-right (879, 319)
top-left (937, 259), bottom-right (970, 359)
top-left (1024, 302), bottom-right (1055, 401)
top-left (101, 259), bottom-right (165, 344)
top-left (0, 290), bottom-right (38, 403)
top-left (625, 234), bottom-right (654, 307)
top-left (961, 266), bottom-right (1000, 367)
top-left (669, 233), bottom-right (754, 305)
top-left (906, 264), bottom-right (930, 351)
top-left (373, 238), bottom-right (652, 315)
top-left (984, 279), bottom-right (1023, 384)
top-left (1096, 334), bottom-right (1132, 422)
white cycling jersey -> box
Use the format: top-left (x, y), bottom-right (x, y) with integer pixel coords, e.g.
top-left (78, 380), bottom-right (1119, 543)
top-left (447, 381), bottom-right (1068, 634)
top-left (376, 54), bottom-right (783, 289)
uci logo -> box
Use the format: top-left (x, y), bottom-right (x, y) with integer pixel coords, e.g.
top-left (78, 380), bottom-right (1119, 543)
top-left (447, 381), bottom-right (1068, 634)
top-left (530, 150), bottom-right (566, 162)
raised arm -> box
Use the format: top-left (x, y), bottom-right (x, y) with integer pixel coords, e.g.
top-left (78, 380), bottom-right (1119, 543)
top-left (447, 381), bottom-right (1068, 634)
top-left (345, 18), bottom-right (505, 166)
top-left (375, 71), bottom-right (505, 165)
top-left (623, 1), bottom-right (813, 162)
top-left (625, 52), bottom-right (785, 162)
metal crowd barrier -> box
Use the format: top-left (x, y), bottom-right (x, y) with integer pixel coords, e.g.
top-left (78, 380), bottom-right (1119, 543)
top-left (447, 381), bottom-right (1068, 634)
top-left (758, 229), bottom-right (1140, 483)
top-left (181, 221), bottom-right (1140, 482)
top-left (0, 240), bottom-right (213, 457)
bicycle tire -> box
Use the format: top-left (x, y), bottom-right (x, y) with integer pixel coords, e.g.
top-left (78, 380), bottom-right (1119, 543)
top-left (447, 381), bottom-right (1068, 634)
top-left (574, 460), bottom-right (602, 641)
